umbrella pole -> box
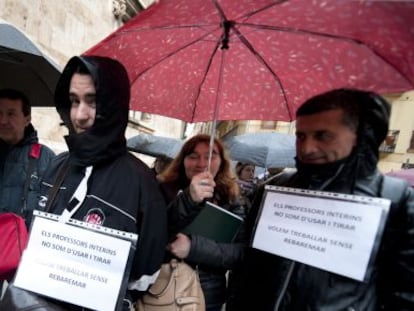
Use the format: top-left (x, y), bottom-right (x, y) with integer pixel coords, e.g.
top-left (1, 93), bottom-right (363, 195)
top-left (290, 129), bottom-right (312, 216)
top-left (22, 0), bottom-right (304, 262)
top-left (207, 48), bottom-right (227, 172)
top-left (208, 119), bottom-right (218, 172)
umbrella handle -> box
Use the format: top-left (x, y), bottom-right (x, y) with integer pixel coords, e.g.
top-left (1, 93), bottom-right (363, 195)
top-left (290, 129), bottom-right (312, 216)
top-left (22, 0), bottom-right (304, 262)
top-left (207, 124), bottom-right (218, 173)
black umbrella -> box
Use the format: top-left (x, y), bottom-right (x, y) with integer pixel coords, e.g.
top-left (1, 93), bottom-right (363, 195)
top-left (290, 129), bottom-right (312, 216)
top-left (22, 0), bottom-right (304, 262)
top-left (0, 19), bottom-right (61, 107)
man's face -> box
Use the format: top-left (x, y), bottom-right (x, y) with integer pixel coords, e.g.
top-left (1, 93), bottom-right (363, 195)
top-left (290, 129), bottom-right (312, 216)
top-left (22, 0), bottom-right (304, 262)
top-left (295, 109), bottom-right (357, 164)
top-left (69, 73), bottom-right (96, 134)
top-left (184, 142), bottom-right (222, 179)
top-left (0, 98), bottom-right (30, 144)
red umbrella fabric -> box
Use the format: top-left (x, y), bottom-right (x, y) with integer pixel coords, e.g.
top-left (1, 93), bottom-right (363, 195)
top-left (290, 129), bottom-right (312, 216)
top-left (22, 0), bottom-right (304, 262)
top-left (84, 0), bottom-right (414, 123)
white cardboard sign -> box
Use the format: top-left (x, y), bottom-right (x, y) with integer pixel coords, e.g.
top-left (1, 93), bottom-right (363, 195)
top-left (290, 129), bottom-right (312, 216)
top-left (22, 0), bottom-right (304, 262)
top-left (14, 214), bottom-right (136, 311)
top-left (252, 186), bottom-right (390, 281)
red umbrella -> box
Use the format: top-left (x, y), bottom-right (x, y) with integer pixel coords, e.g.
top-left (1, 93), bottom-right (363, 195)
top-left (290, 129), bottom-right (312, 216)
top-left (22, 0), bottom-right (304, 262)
top-left (84, 0), bottom-right (414, 123)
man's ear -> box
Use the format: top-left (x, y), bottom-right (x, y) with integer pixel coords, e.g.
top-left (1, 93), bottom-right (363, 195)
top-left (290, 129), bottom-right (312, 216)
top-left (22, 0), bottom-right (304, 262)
top-left (352, 134), bottom-right (358, 148)
top-left (24, 115), bottom-right (31, 127)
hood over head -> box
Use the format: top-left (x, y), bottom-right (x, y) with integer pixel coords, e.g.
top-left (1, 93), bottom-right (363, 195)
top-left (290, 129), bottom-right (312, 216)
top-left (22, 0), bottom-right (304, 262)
top-left (54, 56), bottom-right (130, 167)
top-left (294, 88), bottom-right (390, 190)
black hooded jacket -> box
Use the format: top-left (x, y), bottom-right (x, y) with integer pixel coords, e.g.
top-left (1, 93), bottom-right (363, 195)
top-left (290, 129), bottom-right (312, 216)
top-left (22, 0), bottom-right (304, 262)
top-left (234, 90), bottom-right (414, 311)
top-left (38, 56), bottom-right (168, 301)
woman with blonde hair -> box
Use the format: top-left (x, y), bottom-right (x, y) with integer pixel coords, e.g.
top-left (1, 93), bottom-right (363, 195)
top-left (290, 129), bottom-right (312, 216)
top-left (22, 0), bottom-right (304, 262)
top-left (158, 134), bottom-right (246, 311)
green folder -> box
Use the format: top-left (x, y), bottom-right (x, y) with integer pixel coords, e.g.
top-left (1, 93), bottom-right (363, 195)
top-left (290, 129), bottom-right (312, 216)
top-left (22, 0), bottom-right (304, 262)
top-left (182, 201), bottom-right (243, 243)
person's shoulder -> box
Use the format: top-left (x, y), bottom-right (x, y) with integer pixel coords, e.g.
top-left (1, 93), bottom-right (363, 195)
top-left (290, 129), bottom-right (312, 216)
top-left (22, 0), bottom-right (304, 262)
top-left (38, 143), bottom-right (56, 158)
top-left (48, 151), bottom-right (69, 168)
top-left (53, 151), bottom-right (69, 160)
top-left (115, 152), bottom-right (155, 177)
top-left (262, 168), bottom-right (297, 186)
top-left (124, 152), bottom-right (149, 167)
top-left (381, 174), bottom-right (414, 204)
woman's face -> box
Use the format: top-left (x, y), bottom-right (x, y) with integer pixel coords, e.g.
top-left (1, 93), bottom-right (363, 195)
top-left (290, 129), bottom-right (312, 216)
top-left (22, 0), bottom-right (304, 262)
top-left (239, 165), bottom-right (255, 181)
top-left (184, 142), bottom-right (222, 180)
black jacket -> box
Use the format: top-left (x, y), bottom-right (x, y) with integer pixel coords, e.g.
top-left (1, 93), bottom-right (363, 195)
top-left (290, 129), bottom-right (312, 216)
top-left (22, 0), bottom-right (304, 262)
top-left (0, 124), bottom-right (54, 224)
top-left (235, 93), bottom-right (414, 311)
top-left (37, 56), bottom-right (168, 303)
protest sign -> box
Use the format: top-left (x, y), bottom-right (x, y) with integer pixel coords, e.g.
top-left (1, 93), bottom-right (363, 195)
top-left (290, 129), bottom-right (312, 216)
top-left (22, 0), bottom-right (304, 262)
top-left (14, 211), bottom-right (137, 311)
top-left (252, 186), bottom-right (390, 281)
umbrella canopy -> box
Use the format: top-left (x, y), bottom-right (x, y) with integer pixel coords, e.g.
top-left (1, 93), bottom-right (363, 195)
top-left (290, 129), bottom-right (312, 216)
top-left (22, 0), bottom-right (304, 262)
top-left (0, 19), bottom-right (61, 107)
top-left (385, 168), bottom-right (414, 188)
top-left (85, 0), bottom-right (414, 123)
top-left (127, 133), bottom-right (184, 159)
top-left (223, 132), bottom-right (296, 168)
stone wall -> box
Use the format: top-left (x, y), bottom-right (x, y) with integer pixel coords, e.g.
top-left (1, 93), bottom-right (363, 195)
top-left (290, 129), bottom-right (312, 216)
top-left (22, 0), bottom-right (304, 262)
top-left (0, 0), bottom-right (120, 153)
top-left (0, 0), bottom-right (119, 65)
top-left (0, 0), bottom-right (184, 157)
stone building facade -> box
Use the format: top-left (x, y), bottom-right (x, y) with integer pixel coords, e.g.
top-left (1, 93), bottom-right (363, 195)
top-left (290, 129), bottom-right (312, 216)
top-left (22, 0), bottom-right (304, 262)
top-left (0, 0), bottom-right (185, 160)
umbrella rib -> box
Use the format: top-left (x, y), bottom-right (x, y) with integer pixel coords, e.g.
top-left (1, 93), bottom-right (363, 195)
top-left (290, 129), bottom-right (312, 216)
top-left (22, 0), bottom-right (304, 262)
top-left (212, 0), bottom-right (227, 22)
top-left (115, 23), bottom-right (216, 33)
top-left (129, 28), bottom-right (220, 85)
top-left (231, 26), bottom-right (293, 121)
top-left (211, 0), bottom-right (287, 24)
top-left (191, 40), bottom-right (222, 122)
top-left (242, 23), bottom-right (414, 87)
top-left (237, 0), bottom-right (287, 22)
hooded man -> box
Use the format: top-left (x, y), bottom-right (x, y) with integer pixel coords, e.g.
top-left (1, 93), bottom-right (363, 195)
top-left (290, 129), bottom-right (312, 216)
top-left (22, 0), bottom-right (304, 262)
top-left (232, 89), bottom-right (414, 311)
top-left (37, 56), bottom-right (168, 309)
top-left (0, 88), bottom-right (55, 223)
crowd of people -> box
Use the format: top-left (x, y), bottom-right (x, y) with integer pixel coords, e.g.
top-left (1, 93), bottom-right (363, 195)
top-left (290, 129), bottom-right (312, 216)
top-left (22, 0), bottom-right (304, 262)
top-left (0, 55), bottom-right (413, 311)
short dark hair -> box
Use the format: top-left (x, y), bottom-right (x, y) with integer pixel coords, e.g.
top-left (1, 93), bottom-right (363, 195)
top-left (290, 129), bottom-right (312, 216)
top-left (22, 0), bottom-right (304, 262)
top-left (73, 62), bottom-right (91, 75)
top-left (296, 88), bottom-right (362, 132)
top-left (0, 88), bottom-right (31, 116)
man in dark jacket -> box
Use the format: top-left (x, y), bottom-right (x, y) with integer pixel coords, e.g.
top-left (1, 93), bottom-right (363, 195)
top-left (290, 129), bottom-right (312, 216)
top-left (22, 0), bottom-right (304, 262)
top-left (0, 88), bottom-right (55, 223)
top-left (235, 89), bottom-right (414, 311)
top-left (37, 56), bottom-right (168, 309)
